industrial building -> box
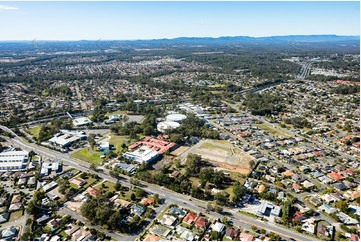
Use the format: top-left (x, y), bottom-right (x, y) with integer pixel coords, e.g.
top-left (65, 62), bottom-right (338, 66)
top-left (123, 146), bottom-right (159, 164)
top-left (109, 114), bottom-right (121, 121)
top-left (257, 200), bottom-right (282, 217)
top-left (157, 121), bottom-right (180, 133)
top-left (166, 113), bottom-right (187, 123)
top-left (48, 130), bottom-right (87, 148)
top-left (40, 161), bottom-right (61, 176)
top-left (73, 117), bottom-right (92, 127)
top-left (0, 148), bottom-right (29, 171)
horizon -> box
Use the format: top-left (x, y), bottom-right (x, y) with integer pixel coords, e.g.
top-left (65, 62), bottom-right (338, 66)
top-left (0, 34), bottom-right (360, 42)
top-left (0, 1), bottom-right (359, 41)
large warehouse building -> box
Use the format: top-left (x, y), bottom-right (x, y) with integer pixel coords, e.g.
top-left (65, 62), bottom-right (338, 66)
top-left (0, 148), bottom-right (29, 171)
top-left (165, 113), bottom-right (187, 123)
top-left (157, 121), bottom-right (180, 133)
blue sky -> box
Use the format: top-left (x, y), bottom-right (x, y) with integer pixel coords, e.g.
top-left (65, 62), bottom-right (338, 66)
top-left (0, 1), bottom-right (359, 40)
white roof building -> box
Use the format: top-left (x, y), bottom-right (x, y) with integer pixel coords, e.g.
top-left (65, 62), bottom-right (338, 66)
top-left (73, 117), bottom-right (92, 127)
top-left (211, 222), bottom-right (225, 233)
top-left (109, 115), bottom-right (120, 121)
top-left (42, 181), bottom-right (58, 192)
top-left (0, 149), bottom-right (28, 171)
top-left (123, 146), bottom-right (158, 164)
top-left (157, 121), bottom-right (180, 133)
top-left (166, 113), bottom-right (187, 123)
top-left (40, 162), bottom-right (60, 176)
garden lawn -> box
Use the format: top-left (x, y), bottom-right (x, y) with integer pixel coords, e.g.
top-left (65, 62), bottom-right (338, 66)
top-left (96, 181), bottom-right (116, 193)
top-left (9, 210), bottom-right (23, 222)
top-left (70, 148), bottom-right (103, 165)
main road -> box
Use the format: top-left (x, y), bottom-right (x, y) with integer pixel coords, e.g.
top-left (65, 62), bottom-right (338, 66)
top-left (0, 125), bottom-right (318, 241)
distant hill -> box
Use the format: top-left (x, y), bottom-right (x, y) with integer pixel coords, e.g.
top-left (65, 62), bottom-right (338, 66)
top-left (0, 35), bottom-right (359, 52)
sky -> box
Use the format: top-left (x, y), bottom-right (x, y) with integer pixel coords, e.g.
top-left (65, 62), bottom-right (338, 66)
top-left (0, 1), bottom-right (359, 40)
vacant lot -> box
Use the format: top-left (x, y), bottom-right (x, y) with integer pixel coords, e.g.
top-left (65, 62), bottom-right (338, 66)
top-left (255, 123), bottom-right (291, 137)
top-left (70, 148), bottom-right (103, 165)
top-left (108, 135), bottom-right (128, 152)
top-left (170, 146), bottom-right (190, 156)
top-left (192, 139), bottom-right (255, 175)
top-left (26, 125), bottom-right (41, 139)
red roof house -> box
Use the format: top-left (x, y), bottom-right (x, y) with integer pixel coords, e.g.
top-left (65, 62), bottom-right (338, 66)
top-left (239, 232), bottom-right (254, 241)
top-left (327, 172), bottom-right (343, 181)
top-left (194, 216), bottom-right (207, 229)
top-left (183, 212), bottom-right (197, 225)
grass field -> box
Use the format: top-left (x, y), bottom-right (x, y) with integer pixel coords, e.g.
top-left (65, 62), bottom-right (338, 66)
top-left (189, 177), bottom-right (201, 188)
top-left (255, 123), bottom-right (291, 137)
top-left (96, 181), bottom-right (116, 193)
top-left (199, 142), bottom-right (230, 152)
top-left (26, 126), bottom-right (41, 139)
top-left (9, 210), bottom-right (23, 222)
top-left (108, 135), bottom-right (128, 152)
top-left (70, 148), bottom-right (103, 165)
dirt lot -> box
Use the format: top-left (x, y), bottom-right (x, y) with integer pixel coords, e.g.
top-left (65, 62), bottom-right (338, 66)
top-left (192, 140), bottom-right (255, 175)
top-left (170, 146), bottom-right (190, 156)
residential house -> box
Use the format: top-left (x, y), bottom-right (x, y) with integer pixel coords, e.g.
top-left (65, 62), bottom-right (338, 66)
top-left (1, 227), bottom-right (18, 239)
top-left (337, 212), bottom-right (359, 225)
top-left (87, 188), bottom-right (101, 197)
top-left (46, 218), bottom-right (61, 231)
top-left (0, 212), bottom-right (9, 224)
top-left (183, 212), bottom-right (197, 225)
top-left (140, 198), bottom-right (154, 206)
top-left (327, 172), bottom-right (343, 182)
top-left (169, 207), bottom-right (186, 217)
top-left (131, 204), bottom-right (145, 217)
top-left (70, 177), bottom-right (86, 187)
top-left (332, 182), bottom-right (348, 191)
top-left (317, 224), bottom-right (332, 237)
top-left (194, 216), bottom-right (207, 230)
top-left (143, 234), bottom-right (159, 241)
top-left (292, 174), bottom-right (305, 182)
top-left (71, 228), bottom-right (90, 241)
top-left (318, 204), bottom-right (339, 214)
top-left (64, 224), bottom-right (79, 237)
top-left (211, 221), bottom-right (225, 233)
top-left (343, 190), bottom-right (360, 201)
top-left (161, 214), bottom-right (177, 227)
top-left (225, 228), bottom-right (239, 240)
top-left (239, 232), bottom-right (254, 241)
top-left (301, 218), bottom-right (316, 234)
top-left (293, 183), bottom-right (302, 193)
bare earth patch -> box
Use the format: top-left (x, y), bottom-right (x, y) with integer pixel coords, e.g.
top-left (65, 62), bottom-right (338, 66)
top-left (192, 140), bottom-right (255, 175)
top-left (170, 146), bottom-right (190, 156)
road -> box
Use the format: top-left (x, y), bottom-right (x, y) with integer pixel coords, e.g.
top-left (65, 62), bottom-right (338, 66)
top-left (0, 125), bottom-right (318, 241)
top-left (297, 62), bottom-right (312, 80)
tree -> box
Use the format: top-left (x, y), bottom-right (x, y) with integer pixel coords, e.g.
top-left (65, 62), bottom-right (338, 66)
top-left (90, 163), bottom-right (97, 171)
top-left (135, 188), bottom-right (147, 198)
top-left (210, 231), bottom-right (219, 240)
top-left (109, 170), bottom-right (119, 179)
top-left (154, 194), bottom-right (160, 204)
top-left (130, 193), bottom-right (136, 201)
top-left (87, 134), bottom-right (96, 149)
top-left (80, 172), bottom-right (88, 179)
top-left (335, 200), bottom-right (348, 212)
top-left (214, 192), bottom-right (229, 206)
top-left (114, 182), bottom-right (122, 191)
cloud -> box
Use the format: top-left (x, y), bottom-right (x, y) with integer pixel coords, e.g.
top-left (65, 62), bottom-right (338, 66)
top-left (0, 5), bottom-right (19, 11)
